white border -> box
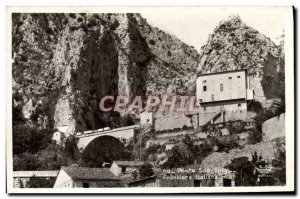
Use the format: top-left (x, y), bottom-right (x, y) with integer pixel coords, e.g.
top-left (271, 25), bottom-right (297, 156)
top-left (5, 6), bottom-right (295, 194)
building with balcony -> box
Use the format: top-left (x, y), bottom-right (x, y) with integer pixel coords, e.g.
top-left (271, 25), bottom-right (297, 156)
top-left (196, 69), bottom-right (254, 126)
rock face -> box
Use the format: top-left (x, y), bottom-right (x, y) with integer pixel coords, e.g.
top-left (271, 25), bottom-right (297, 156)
top-left (12, 14), bottom-right (285, 133)
top-left (262, 113), bottom-right (285, 141)
top-left (198, 16), bottom-right (285, 104)
top-left (12, 13), bottom-right (199, 132)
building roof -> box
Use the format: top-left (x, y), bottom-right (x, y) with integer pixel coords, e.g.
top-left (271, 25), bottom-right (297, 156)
top-left (197, 69), bottom-right (247, 77)
top-left (61, 166), bottom-right (120, 181)
top-left (113, 161), bottom-right (145, 167)
top-left (13, 170), bottom-right (59, 178)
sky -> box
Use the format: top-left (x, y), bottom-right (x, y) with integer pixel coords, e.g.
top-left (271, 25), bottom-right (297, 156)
top-left (140, 7), bottom-right (289, 51)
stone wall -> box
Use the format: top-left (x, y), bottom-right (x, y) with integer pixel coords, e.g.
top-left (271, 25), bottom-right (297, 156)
top-left (154, 115), bottom-right (197, 131)
top-left (262, 113), bottom-right (285, 141)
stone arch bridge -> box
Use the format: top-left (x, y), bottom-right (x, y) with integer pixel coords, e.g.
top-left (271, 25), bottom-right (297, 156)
top-left (76, 125), bottom-right (139, 151)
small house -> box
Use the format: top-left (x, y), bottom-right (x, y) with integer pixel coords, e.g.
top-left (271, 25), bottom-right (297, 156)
top-left (110, 161), bottom-right (144, 176)
top-left (53, 166), bottom-right (122, 188)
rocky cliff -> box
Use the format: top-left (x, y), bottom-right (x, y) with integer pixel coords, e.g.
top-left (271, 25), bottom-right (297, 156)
top-left (12, 13), bottom-right (199, 132)
top-left (198, 16), bottom-right (285, 103)
top-left (12, 14), bottom-right (285, 133)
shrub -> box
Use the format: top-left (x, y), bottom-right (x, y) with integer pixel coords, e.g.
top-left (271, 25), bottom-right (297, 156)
top-left (27, 176), bottom-right (56, 188)
top-left (248, 129), bottom-right (262, 144)
top-left (214, 135), bottom-right (239, 152)
top-left (139, 163), bottom-right (154, 179)
top-left (13, 124), bottom-right (53, 155)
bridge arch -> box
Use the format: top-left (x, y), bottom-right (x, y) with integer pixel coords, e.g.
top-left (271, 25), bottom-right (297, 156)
top-left (76, 125), bottom-right (138, 151)
top-left (81, 135), bottom-right (126, 167)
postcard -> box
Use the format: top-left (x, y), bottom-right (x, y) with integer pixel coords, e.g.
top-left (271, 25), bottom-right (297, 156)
top-left (6, 6), bottom-right (294, 194)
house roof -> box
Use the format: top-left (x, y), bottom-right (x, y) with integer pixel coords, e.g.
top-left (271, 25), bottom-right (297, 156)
top-left (13, 170), bottom-right (59, 178)
top-left (197, 69), bottom-right (247, 77)
top-left (113, 161), bottom-right (145, 167)
top-left (61, 166), bottom-right (119, 181)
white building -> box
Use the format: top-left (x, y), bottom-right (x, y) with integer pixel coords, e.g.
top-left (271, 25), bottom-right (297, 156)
top-left (110, 161), bottom-right (144, 176)
top-left (196, 69), bottom-right (254, 126)
top-left (140, 111), bottom-right (154, 127)
top-left (53, 166), bottom-right (121, 188)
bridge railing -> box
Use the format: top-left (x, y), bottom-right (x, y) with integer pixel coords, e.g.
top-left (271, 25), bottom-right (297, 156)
top-left (76, 125), bottom-right (139, 138)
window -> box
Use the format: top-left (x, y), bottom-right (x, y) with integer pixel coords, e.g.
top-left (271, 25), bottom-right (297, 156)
top-left (203, 86), bottom-right (207, 92)
top-left (212, 94), bottom-right (215, 101)
top-left (237, 75), bottom-right (241, 78)
top-left (229, 77), bottom-right (232, 79)
top-left (238, 103), bottom-right (241, 107)
top-left (220, 83), bottom-right (223, 92)
top-left (203, 107), bottom-right (206, 111)
top-left (122, 167), bottom-right (126, 173)
top-left (202, 80), bottom-right (206, 83)
top-left (83, 182), bottom-right (89, 188)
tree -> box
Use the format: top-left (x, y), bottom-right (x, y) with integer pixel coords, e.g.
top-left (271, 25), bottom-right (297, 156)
top-left (272, 137), bottom-right (286, 185)
top-left (36, 144), bottom-right (67, 170)
top-left (162, 146), bottom-right (191, 169)
top-left (27, 175), bottom-right (56, 188)
top-left (12, 105), bottom-right (26, 125)
top-left (13, 144), bottom-right (68, 171)
top-left (13, 152), bottom-right (41, 171)
top-left (63, 135), bottom-right (79, 161)
top-left (214, 135), bottom-right (239, 152)
top-left (226, 157), bottom-right (257, 186)
top-left (13, 124), bottom-right (53, 155)
top-left (139, 163), bottom-right (154, 179)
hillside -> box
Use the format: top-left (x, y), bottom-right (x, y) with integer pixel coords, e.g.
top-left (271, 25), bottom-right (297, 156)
top-left (12, 14), bottom-right (285, 133)
top-left (12, 13), bottom-right (199, 132)
top-left (198, 16), bottom-right (285, 103)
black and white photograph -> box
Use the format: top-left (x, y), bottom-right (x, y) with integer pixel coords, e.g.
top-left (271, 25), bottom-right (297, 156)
top-left (6, 6), bottom-right (294, 194)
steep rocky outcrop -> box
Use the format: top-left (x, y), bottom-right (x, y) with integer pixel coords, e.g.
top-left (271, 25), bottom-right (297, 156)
top-left (12, 14), bottom-right (285, 133)
top-left (198, 16), bottom-right (285, 103)
top-left (12, 13), bottom-right (199, 132)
